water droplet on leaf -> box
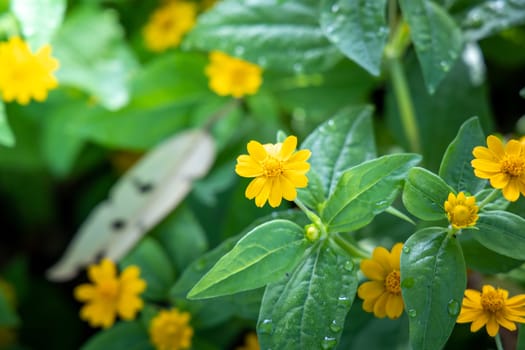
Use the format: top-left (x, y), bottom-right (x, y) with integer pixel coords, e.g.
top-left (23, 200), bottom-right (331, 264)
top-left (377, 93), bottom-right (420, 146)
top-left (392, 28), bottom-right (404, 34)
top-left (321, 336), bottom-right (337, 349)
top-left (402, 246), bottom-right (410, 254)
top-left (401, 277), bottom-right (415, 289)
top-left (258, 319), bottom-right (273, 334)
top-left (329, 320), bottom-right (342, 333)
top-left (408, 309), bottom-right (417, 317)
top-left (337, 296), bottom-right (351, 306)
top-left (331, 4), bottom-right (340, 13)
top-left (447, 299), bottom-right (460, 316)
top-left (343, 260), bottom-right (354, 271)
top-left (440, 61), bottom-right (451, 72)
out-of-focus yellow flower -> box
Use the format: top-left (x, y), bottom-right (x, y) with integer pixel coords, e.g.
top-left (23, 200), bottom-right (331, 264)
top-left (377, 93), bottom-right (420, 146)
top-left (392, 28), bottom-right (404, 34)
top-left (235, 135), bottom-right (311, 207)
top-left (0, 36), bottom-right (59, 105)
top-left (74, 258), bottom-right (146, 329)
top-left (357, 243), bottom-right (404, 319)
top-left (149, 308), bottom-right (193, 350)
top-left (143, 1), bottom-right (197, 52)
top-left (444, 192), bottom-right (479, 229)
top-left (471, 135), bottom-right (525, 201)
top-left (457, 284), bottom-right (525, 336)
top-left (205, 51), bottom-right (263, 98)
top-left (236, 332), bottom-right (260, 350)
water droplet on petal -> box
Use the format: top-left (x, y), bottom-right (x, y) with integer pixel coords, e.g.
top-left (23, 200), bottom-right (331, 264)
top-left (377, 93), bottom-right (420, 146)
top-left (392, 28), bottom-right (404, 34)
top-left (321, 336), bottom-right (338, 349)
top-left (258, 319), bottom-right (273, 334)
top-left (401, 277), bottom-right (415, 289)
top-left (447, 299), bottom-right (460, 316)
top-left (408, 309), bottom-right (417, 317)
top-left (343, 260), bottom-right (354, 271)
top-left (329, 320), bottom-right (342, 333)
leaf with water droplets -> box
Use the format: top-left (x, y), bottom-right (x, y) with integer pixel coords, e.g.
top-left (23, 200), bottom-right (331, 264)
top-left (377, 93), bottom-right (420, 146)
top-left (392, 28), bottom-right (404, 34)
top-left (401, 227), bottom-right (467, 350)
top-left (258, 239), bottom-right (358, 349)
top-left (319, 0), bottom-right (388, 76)
top-left (399, 0), bottom-right (463, 93)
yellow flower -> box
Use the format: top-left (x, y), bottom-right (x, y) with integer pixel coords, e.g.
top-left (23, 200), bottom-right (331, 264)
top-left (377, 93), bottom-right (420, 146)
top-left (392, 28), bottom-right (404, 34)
top-left (205, 51), bottom-right (263, 98)
top-left (143, 1), bottom-right (197, 52)
top-left (471, 135), bottom-right (525, 201)
top-left (456, 284), bottom-right (525, 336)
top-left (74, 258), bottom-right (146, 329)
top-left (0, 36), bottom-right (59, 105)
top-left (149, 308), bottom-right (194, 350)
top-left (444, 192), bottom-right (479, 229)
top-left (357, 243), bottom-right (404, 319)
top-left (235, 135), bottom-right (311, 208)
top-left (236, 332), bottom-right (260, 350)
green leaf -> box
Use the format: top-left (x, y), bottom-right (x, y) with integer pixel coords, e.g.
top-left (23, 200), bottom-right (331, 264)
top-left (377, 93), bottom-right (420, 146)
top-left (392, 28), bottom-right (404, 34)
top-left (120, 237), bottom-right (175, 301)
top-left (300, 106), bottom-right (377, 201)
top-left (459, 0), bottom-right (525, 41)
top-left (401, 227), bottom-right (466, 350)
top-left (0, 100), bottom-right (14, 147)
top-left (188, 219), bottom-right (309, 299)
top-left (475, 211), bottom-right (525, 260)
top-left (257, 239), bottom-right (357, 349)
top-left (459, 233), bottom-right (523, 274)
top-left (80, 321), bottom-right (153, 350)
top-left (184, 0), bottom-right (342, 73)
top-left (439, 117), bottom-right (487, 194)
top-left (319, 0), bottom-right (388, 75)
top-left (11, 0), bottom-right (65, 50)
top-left (52, 5), bottom-right (138, 110)
top-left (402, 167), bottom-right (454, 221)
top-left (322, 153), bottom-right (421, 233)
top-left (398, 0), bottom-right (463, 93)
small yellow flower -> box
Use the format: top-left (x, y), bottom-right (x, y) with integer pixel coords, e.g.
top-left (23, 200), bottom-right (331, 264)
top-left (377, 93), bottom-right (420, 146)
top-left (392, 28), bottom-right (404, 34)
top-left (444, 192), bottom-right (479, 229)
top-left (149, 308), bottom-right (194, 350)
top-left (74, 258), bottom-right (146, 329)
top-left (357, 243), bottom-right (404, 319)
top-left (236, 332), bottom-right (260, 350)
top-left (0, 36), bottom-right (59, 105)
top-left (205, 51), bottom-right (263, 98)
top-left (143, 1), bottom-right (197, 52)
top-left (456, 284), bottom-right (525, 336)
top-left (235, 135), bottom-right (311, 207)
top-left (471, 135), bottom-right (525, 202)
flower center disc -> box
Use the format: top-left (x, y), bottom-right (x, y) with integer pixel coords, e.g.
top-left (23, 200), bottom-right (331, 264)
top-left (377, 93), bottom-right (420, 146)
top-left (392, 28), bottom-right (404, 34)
top-left (263, 157), bottom-right (283, 177)
top-left (452, 205), bottom-right (471, 225)
top-left (481, 291), bottom-right (505, 313)
top-left (98, 280), bottom-right (119, 299)
top-left (501, 155), bottom-right (525, 177)
top-left (385, 270), bottom-right (401, 294)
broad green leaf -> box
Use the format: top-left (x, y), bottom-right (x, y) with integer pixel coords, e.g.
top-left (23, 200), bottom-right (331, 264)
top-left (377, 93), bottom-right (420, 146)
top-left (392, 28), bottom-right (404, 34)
top-left (402, 167), bottom-right (454, 221)
top-left (398, 0), bottom-right (463, 93)
top-left (319, 0), bottom-right (388, 76)
top-left (81, 321), bottom-right (152, 350)
top-left (401, 227), bottom-right (466, 350)
top-left (459, 233), bottom-right (523, 274)
top-left (184, 0), bottom-right (342, 73)
top-left (187, 219), bottom-right (309, 299)
top-left (322, 153), bottom-right (421, 233)
top-left (11, 0), bottom-right (66, 50)
top-left (47, 130), bottom-right (215, 281)
top-left (475, 211), bottom-right (525, 260)
top-left (120, 237), bottom-right (175, 301)
top-left (439, 117), bottom-right (487, 194)
top-left (300, 105), bottom-right (377, 201)
top-left (258, 239), bottom-right (357, 349)
top-left (0, 100), bottom-right (14, 147)
top-left (0, 287), bottom-right (18, 327)
top-left (459, 0), bottom-right (525, 41)
top-left (52, 5), bottom-right (138, 110)
top-left (296, 170), bottom-right (325, 211)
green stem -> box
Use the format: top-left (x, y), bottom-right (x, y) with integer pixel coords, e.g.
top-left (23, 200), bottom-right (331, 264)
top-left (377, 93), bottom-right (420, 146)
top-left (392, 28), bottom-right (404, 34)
top-left (333, 234), bottom-right (370, 259)
top-left (294, 198), bottom-right (323, 227)
top-left (495, 332), bottom-right (504, 350)
top-left (477, 188), bottom-right (500, 210)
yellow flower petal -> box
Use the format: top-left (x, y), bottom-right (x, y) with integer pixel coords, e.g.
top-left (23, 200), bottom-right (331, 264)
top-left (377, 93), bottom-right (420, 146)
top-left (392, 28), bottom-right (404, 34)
top-left (268, 178), bottom-right (283, 208)
top-left (245, 177), bottom-right (266, 200)
top-left (372, 246), bottom-right (393, 271)
top-left (486, 135), bottom-right (505, 157)
top-left (373, 292), bottom-right (389, 318)
top-left (385, 294), bottom-right (404, 319)
top-left (360, 260), bottom-right (387, 281)
top-left (486, 314), bottom-right (500, 336)
top-left (280, 136), bottom-right (297, 160)
top-left (357, 281), bottom-right (385, 300)
top-left (247, 141), bottom-right (268, 161)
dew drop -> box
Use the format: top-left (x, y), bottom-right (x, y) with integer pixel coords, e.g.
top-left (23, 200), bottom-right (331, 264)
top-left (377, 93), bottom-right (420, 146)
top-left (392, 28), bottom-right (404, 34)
top-left (447, 299), bottom-right (460, 316)
top-left (258, 319), bottom-right (273, 334)
top-left (329, 320), bottom-right (342, 333)
top-left (321, 336), bottom-right (338, 349)
top-left (337, 296), bottom-right (351, 306)
top-left (408, 309), bottom-right (417, 317)
top-left (234, 45), bottom-right (245, 56)
top-left (401, 277), bottom-right (415, 289)
top-left (331, 4), bottom-right (340, 13)
top-left (439, 61), bottom-right (451, 72)
top-left (343, 260), bottom-right (354, 271)
top-left (402, 246), bottom-right (410, 254)
top-left (327, 120), bottom-right (335, 127)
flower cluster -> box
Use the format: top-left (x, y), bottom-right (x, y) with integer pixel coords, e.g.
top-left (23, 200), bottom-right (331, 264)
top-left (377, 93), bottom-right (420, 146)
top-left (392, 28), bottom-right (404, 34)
top-left (74, 258), bottom-right (146, 328)
top-left (143, 1), bottom-right (197, 52)
top-left (472, 135), bottom-right (525, 202)
top-left (235, 135), bottom-right (311, 207)
top-left (444, 192), bottom-right (479, 229)
top-left (0, 36), bottom-right (59, 105)
top-left (357, 243), bottom-right (404, 319)
top-left (457, 284), bottom-right (525, 337)
top-left (205, 51), bottom-right (263, 98)
top-left (149, 308), bottom-right (194, 350)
